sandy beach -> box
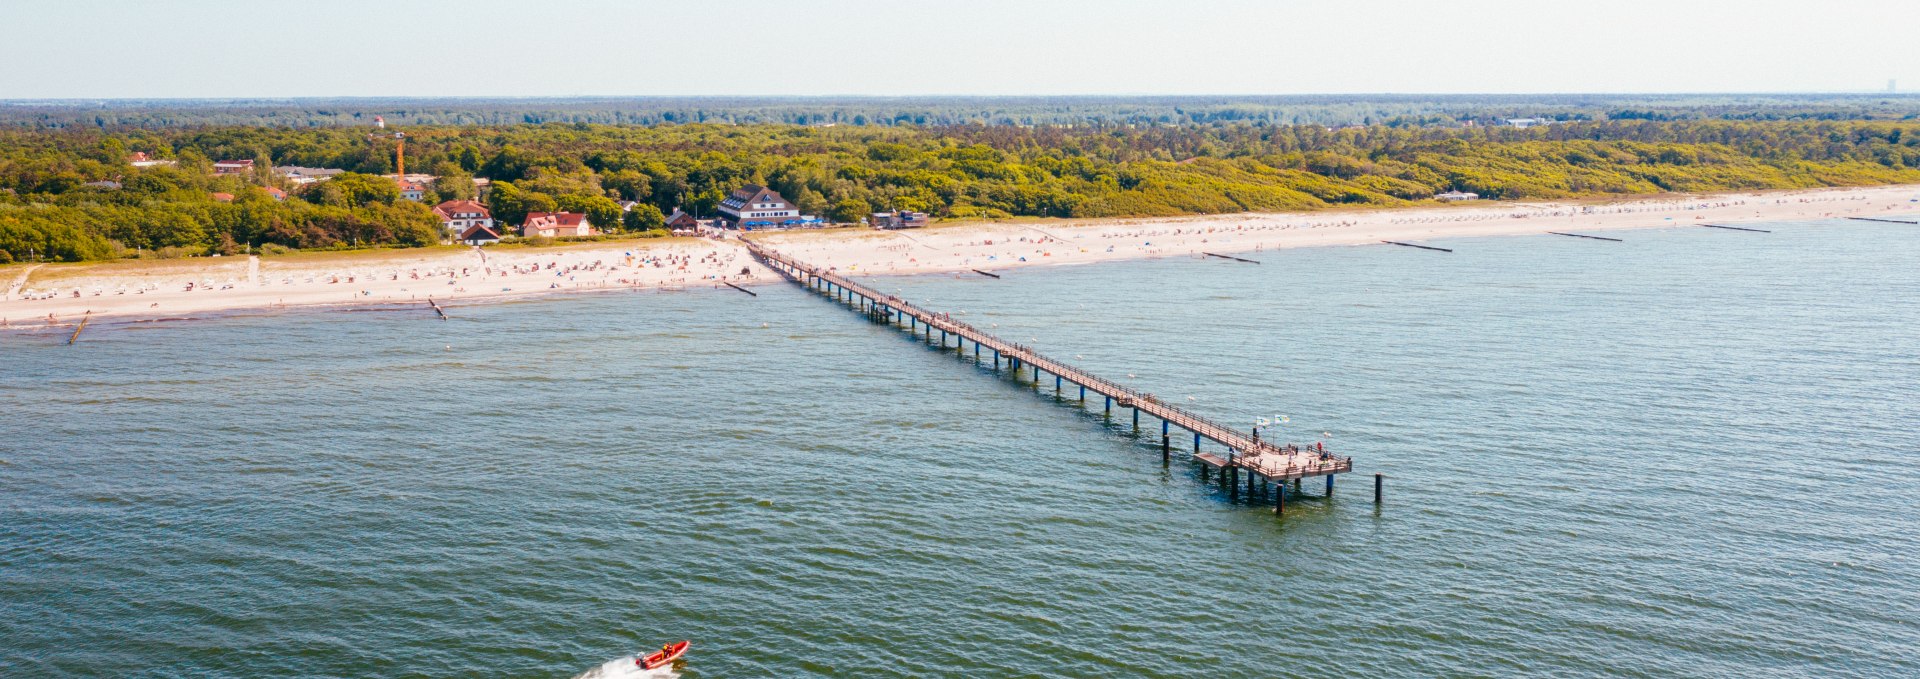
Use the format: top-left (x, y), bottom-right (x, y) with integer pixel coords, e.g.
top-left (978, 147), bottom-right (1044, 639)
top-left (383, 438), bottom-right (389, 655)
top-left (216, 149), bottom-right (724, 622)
top-left (5, 184), bottom-right (1917, 326)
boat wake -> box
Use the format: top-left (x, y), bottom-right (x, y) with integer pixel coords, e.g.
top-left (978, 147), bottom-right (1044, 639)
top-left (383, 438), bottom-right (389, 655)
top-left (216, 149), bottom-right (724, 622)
top-left (571, 655), bottom-right (679, 679)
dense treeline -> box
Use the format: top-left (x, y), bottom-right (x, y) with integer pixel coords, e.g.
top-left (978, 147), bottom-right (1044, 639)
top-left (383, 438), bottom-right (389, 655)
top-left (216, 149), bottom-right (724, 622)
top-left (5, 119), bottom-right (1920, 263)
top-left (6, 94), bottom-right (1920, 130)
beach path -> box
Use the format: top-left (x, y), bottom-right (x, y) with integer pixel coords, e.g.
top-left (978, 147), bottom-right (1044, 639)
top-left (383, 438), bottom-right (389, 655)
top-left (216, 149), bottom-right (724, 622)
top-left (7, 264), bottom-right (41, 299)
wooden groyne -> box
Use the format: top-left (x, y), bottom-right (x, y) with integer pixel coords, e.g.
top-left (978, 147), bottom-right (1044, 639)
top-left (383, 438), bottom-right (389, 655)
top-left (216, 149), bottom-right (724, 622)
top-left (741, 238), bottom-right (1353, 501)
top-left (1384, 241), bottom-right (1452, 253)
top-left (1548, 232), bottom-right (1623, 242)
top-left (1203, 252), bottom-right (1261, 264)
top-left (722, 281), bottom-right (758, 296)
top-left (971, 269), bottom-right (1001, 279)
top-left (67, 311), bottom-right (91, 345)
top-left (427, 297), bottom-right (448, 320)
top-left (1700, 224), bottom-right (1771, 233)
top-left (1846, 216), bottom-right (1919, 225)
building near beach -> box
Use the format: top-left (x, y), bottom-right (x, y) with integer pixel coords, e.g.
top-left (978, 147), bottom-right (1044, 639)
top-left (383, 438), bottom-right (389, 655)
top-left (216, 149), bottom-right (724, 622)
top-left (521, 212), bottom-right (596, 238)
top-left (457, 223), bottom-right (502, 245)
top-left (665, 208), bottom-right (701, 235)
top-left (870, 210), bottom-right (930, 229)
top-left (717, 184), bottom-right (801, 228)
top-left (434, 200), bottom-right (494, 235)
top-left (1435, 190), bottom-right (1480, 202)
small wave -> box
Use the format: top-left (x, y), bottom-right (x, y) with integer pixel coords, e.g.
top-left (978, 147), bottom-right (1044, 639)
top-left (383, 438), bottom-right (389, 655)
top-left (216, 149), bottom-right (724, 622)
top-left (571, 655), bottom-right (679, 679)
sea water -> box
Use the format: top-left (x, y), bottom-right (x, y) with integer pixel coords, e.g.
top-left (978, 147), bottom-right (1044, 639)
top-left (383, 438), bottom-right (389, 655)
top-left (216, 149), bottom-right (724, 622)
top-left (3, 219), bottom-right (1917, 677)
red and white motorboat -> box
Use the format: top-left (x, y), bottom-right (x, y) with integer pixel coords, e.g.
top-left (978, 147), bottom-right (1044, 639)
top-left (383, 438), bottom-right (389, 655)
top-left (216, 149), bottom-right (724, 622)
top-left (637, 641), bottom-right (689, 671)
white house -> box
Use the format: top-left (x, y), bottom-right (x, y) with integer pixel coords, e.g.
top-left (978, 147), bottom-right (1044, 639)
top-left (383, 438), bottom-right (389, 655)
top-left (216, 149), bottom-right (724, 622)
top-left (716, 184), bottom-right (800, 228)
top-left (433, 200), bottom-right (494, 235)
top-left (521, 212), bottom-right (595, 238)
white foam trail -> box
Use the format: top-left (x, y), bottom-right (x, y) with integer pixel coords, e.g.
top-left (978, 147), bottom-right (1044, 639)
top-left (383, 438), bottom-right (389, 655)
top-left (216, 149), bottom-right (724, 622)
top-left (571, 655), bottom-right (680, 679)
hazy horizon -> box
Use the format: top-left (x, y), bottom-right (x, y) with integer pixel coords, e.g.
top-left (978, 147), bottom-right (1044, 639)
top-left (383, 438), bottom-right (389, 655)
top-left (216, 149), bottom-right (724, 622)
top-left (4, 0), bottom-right (1914, 99)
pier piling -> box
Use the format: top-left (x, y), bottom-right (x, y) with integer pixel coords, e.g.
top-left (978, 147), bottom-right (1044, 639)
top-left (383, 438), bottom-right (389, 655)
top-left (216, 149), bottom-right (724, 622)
top-left (1374, 473), bottom-right (1383, 504)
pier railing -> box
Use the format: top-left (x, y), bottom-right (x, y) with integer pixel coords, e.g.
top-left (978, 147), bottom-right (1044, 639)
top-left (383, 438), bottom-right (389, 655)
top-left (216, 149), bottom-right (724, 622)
top-left (742, 237), bottom-right (1351, 475)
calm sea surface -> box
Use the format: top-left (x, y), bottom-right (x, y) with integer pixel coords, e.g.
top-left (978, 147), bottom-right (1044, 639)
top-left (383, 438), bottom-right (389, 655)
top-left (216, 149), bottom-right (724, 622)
top-left (4, 219), bottom-right (1918, 678)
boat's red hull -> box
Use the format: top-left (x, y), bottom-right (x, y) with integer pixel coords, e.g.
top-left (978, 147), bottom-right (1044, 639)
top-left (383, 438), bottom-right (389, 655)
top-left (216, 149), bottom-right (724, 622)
top-left (639, 641), bottom-right (689, 670)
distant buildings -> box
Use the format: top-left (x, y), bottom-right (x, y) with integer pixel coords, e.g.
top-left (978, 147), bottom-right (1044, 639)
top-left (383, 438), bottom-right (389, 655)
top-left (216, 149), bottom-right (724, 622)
top-left (128, 152), bottom-right (175, 168)
top-left (212, 160), bottom-right (255, 175)
top-left (397, 180), bottom-right (430, 202)
top-left (82, 180), bottom-right (121, 190)
top-left (717, 184), bottom-right (806, 229)
top-left (870, 210), bottom-right (930, 229)
top-left (521, 212), bottom-right (596, 238)
top-left (1435, 190), bottom-right (1480, 202)
top-left (278, 166), bottom-right (345, 184)
top-left (1504, 118), bottom-right (1554, 129)
top-left (263, 187), bottom-right (287, 201)
top-left (211, 192), bottom-right (235, 202)
top-left (434, 200), bottom-right (494, 236)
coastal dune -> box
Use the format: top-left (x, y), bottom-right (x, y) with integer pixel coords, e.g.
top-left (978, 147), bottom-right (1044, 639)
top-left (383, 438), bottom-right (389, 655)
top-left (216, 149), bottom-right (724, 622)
top-left (4, 185), bottom-right (1916, 325)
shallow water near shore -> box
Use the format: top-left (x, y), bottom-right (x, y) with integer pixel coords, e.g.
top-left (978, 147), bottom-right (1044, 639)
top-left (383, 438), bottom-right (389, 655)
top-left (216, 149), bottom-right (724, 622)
top-left (4, 219), bottom-right (1918, 677)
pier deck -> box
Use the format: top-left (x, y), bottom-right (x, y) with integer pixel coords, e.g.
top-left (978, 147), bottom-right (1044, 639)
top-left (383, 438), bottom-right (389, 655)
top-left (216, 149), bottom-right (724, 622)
top-left (743, 238), bottom-right (1353, 484)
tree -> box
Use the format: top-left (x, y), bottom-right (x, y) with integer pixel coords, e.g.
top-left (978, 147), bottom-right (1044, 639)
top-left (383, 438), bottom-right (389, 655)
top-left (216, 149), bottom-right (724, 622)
top-left (794, 187), bottom-right (828, 215)
top-left (601, 169), bottom-right (653, 202)
top-left (622, 204), bottom-right (665, 231)
top-left (557, 194), bottom-right (623, 233)
top-left (828, 197), bottom-right (871, 223)
top-left (327, 172), bottom-right (401, 207)
top-left (433, 173), bottom-right (476, 202)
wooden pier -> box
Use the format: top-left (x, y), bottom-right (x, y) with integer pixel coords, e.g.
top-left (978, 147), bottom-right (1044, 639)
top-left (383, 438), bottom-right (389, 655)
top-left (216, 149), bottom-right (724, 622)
top-left (742, 238), bottom-right (1354, 500)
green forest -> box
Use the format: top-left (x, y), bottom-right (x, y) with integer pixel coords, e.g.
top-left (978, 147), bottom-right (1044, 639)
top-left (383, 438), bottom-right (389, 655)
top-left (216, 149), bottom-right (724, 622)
top-left (4, 118), bottom-right (1920, 263)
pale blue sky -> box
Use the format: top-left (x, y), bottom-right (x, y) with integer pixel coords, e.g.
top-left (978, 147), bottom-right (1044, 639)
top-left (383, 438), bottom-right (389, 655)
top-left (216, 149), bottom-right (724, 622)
top-left (2, 0), bottom-right (1914, 98)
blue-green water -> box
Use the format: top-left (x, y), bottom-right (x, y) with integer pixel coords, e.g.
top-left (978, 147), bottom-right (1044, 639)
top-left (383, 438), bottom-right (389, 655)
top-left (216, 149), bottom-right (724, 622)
top-left (4, 220), bottom-right (1918, 677)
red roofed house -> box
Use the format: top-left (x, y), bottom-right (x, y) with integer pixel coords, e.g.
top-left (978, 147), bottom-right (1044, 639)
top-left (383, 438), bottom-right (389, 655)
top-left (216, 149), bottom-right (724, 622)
top-left (457, 224), bottom-right (502, 245)
top-left (397, 180), bottom-right (429, 202)
top-left (433, 200), bottom-right (494, 237)
top-left (211, 192), bottom-right (235, 202)
top-left (521, 212), bottom-right (595, 238)
top-left (263, 187), bottom-right (287, 201)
